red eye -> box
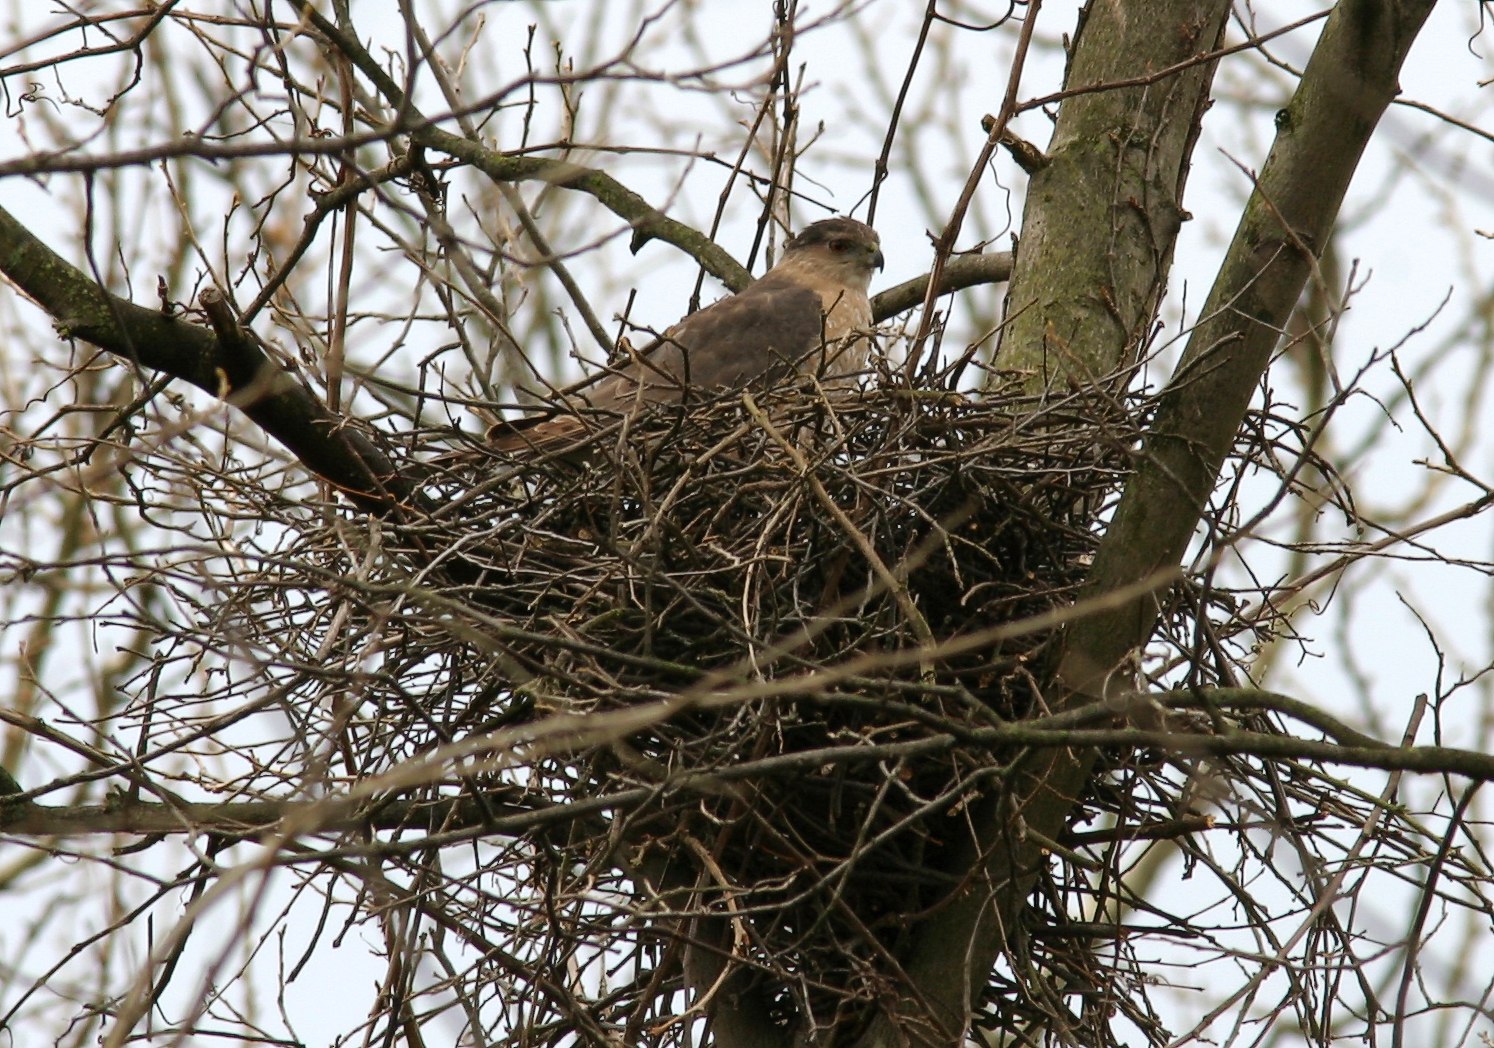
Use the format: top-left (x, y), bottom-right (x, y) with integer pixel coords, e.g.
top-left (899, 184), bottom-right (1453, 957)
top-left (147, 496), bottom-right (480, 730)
top-left (830, 239), bottom-right (850, 252)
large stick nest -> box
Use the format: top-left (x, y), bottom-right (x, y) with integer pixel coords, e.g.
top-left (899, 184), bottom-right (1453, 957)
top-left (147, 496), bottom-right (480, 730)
top-left (371, 378), bottom-right (1145, 1028)
top-left (419, 380), bottom-right (1132, 695)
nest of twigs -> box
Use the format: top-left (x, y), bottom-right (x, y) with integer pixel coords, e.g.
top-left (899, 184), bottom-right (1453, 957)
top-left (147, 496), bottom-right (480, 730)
top-left (383, 378), bottom-right (1142, 1023)
top-left (423, 380), bottom-right (1132, 692)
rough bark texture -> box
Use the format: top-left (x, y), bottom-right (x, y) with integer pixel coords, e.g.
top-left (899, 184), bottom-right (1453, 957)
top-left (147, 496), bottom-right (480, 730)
top-left (998, 1), bottom-right (1226, 393)
top-left (1062, 0), bottom-right (1440, 699)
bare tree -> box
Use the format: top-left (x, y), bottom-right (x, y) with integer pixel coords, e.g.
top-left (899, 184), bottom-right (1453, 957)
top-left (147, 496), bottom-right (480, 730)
top-left (2, 2), bottom-right (1491, 1046)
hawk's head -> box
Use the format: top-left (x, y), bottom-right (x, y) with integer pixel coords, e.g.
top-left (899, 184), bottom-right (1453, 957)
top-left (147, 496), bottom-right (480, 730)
top-left (780, 217), bottom-right (885, 292)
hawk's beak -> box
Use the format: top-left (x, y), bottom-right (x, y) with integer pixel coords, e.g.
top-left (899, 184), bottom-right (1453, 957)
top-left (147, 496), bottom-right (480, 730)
top-left (871, 247), bottom-right (885, 271)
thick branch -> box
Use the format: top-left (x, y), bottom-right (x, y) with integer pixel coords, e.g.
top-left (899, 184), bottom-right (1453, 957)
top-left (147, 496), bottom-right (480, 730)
top-left (884, 4), bottom-right (1439, 1045)
top-left (872, 252), bottom-right (1012, 323)
top-left (0, 793), bottom-right (529, 839)
top-left (11, 698), bottom-right (1494, 839)
top-left (996, 1), bottom-right (1227, 392)
top-left (0, 203), bottom-right (414, 514)
top-left (1064, 0), bottom-right (1439, 697)
top-left (862, 4), bottom-right (1233, 1045)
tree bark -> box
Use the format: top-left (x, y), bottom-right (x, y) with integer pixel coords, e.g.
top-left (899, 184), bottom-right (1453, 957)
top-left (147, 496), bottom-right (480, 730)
top-left (857, 2), bottom-right (1228, 1044)
top-left (998, 0), bottom-right (1227, 393)
top-left (1064, 0), bottom-right (1439, 698)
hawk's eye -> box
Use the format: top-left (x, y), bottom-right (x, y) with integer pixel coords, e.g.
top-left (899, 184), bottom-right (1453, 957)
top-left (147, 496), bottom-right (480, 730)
top-left (829, 239), bottom-right (851, 253)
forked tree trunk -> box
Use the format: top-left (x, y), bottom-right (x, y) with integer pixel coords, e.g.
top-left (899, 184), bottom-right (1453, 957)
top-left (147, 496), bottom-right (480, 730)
top-left (841, 2), bottom-right (1437, 1046)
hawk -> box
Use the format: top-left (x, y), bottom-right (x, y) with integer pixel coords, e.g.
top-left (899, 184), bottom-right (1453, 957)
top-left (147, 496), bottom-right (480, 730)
top-left (490, 217), bottom-right (884, 451)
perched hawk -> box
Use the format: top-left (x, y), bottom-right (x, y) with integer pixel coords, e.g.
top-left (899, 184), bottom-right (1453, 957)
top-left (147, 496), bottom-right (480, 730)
top-left (491, 217), bottom-right (884, 451)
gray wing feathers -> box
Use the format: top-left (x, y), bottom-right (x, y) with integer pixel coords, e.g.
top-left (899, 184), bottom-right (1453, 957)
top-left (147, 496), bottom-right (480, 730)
top-left (488, 271), bottom-right (845, 451)
top-left (578, 275), bottom-right (824, 410)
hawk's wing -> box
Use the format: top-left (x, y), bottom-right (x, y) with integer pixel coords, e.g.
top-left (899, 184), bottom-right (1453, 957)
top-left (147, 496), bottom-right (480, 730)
top-left (579, 272), bottom-right (826, 411)
top-left (488, 271), bottom-right (845, 452)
